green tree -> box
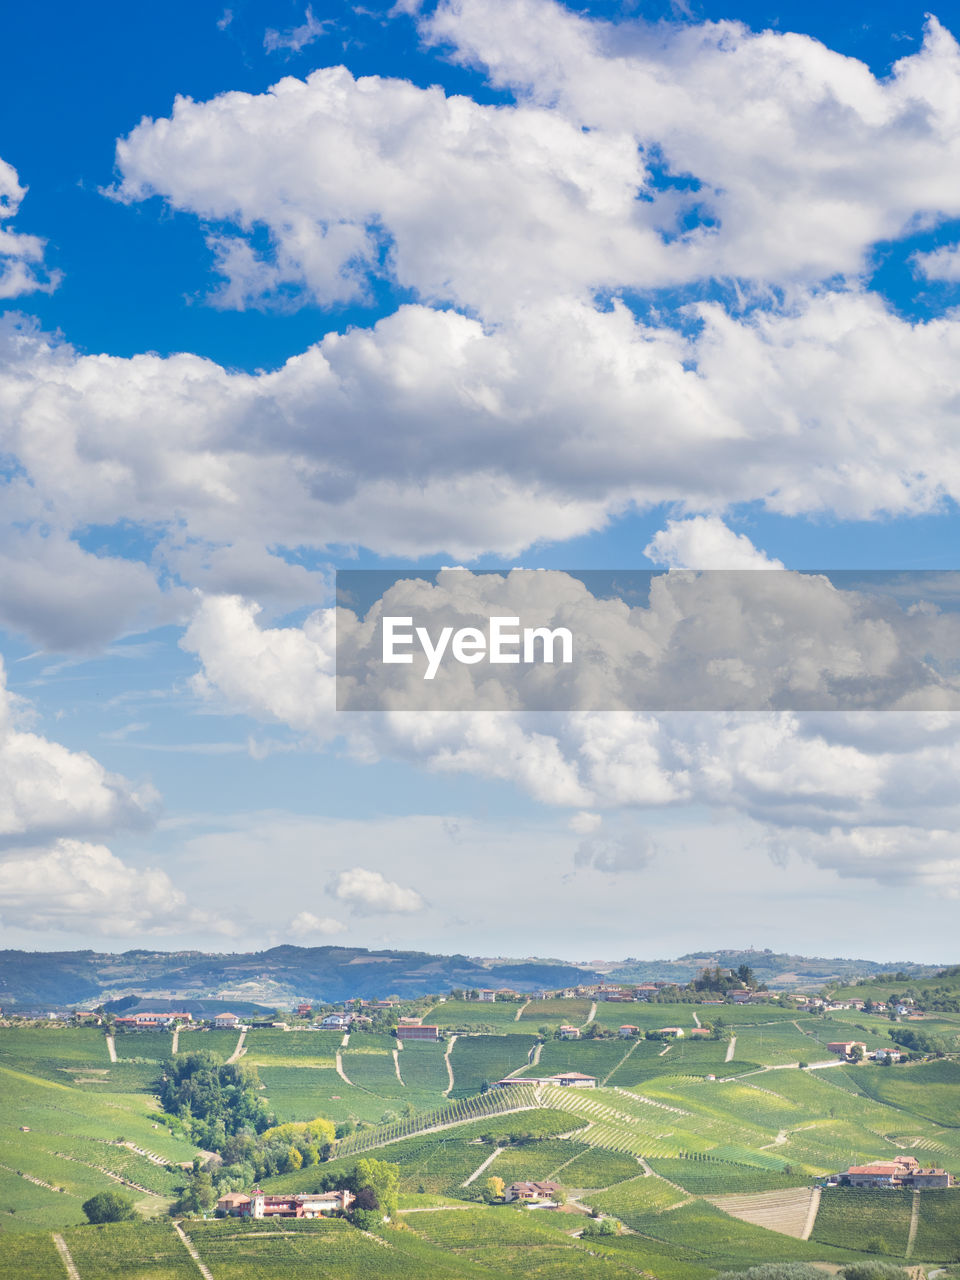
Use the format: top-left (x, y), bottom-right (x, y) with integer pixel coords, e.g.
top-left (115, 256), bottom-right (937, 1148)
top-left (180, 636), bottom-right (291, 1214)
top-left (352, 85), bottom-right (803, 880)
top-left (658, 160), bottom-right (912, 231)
top-left (482, 1175), bottom-right (505, 1203)
top-left (354, 1158), bottom-right (400, 1221)
top-left (82, 1191), bottom-right (137, 1224)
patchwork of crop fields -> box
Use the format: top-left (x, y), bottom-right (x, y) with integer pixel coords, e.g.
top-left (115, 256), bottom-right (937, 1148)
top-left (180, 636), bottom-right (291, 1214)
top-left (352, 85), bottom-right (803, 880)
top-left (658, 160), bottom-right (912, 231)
top-left (2, 1007), bottom-right (960, 1275)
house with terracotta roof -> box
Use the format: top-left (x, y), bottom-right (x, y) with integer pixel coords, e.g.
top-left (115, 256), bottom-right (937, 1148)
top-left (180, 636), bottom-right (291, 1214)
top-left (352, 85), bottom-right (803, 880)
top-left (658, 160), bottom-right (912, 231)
top-left (217, 1187), bottom-right (354, 1218)
top-left (397, 1024), bottom-right (439, 1041)
top-left (558, 1025), bottom-right (580, 1039)
top-left (619, 1025), bottom-right (639, 1038)
top-left (838, 1156), bottom-right (950, 1188)
top-left (503, 1180), bottom-right (561, 1203)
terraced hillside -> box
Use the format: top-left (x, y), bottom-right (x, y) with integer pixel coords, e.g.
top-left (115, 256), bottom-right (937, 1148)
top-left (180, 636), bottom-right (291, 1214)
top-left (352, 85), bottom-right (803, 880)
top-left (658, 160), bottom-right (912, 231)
top-left (3, 1007), bottom-right (960, 1276)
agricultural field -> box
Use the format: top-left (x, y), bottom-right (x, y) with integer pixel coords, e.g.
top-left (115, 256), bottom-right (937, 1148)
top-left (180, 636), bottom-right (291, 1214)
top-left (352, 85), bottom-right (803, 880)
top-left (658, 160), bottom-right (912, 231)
top-left (648, 1158), bottom-right (813, 1195)
top-left (243, 1029), bottom-right (337, 1067)
top-left (845, 1058), bottom-right (960, 1125)
top-left (516, 1035), bottom-right (634, 1082)
top-left (258, 1065), bottom-right (389, 1123)
top-left (63, 1220), bottom-right (198, 1279)
top-left (3, 1020), bottom-right (960, 1276)
top-left (173, 1029), bottom-right (244, 1059)
top-left (112, 1032), bottom-right (174, 1062)
top-left (731, 1021), bottom-right (825, 1065)
top-left (912, 1187), bottom-right (960, 1262)
top-left (396, 1040), bottom-right (451, 1095)
top-left (427, 1000), bottom-right (529, 1032)
top-left (517, 997), bottom-right (594, 1024)
top-left (589, 1170), bottom-right (691, 1220)
top-left (448, 1034), bottom-right (535, 1096)
top-left (811, 1186), bottom-right (914, 1255)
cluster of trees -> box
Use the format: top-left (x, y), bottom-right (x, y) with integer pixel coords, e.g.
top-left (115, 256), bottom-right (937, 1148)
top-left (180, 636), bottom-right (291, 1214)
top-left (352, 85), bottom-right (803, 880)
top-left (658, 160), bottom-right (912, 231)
top-left (888, 1026), bottom-right (951, 1057)
top-left (692, 964), bottom-right (768, 994)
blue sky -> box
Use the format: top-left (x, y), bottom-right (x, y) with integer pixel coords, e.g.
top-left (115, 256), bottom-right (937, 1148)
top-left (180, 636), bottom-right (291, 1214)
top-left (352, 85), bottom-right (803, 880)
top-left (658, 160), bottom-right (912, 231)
top-left (3, 0), bottom-right (960, 962)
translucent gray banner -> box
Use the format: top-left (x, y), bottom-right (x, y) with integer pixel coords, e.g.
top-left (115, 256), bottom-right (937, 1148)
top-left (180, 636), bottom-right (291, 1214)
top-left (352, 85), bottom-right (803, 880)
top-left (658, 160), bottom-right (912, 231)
top-left (335, 568), bottom-right (960, 711)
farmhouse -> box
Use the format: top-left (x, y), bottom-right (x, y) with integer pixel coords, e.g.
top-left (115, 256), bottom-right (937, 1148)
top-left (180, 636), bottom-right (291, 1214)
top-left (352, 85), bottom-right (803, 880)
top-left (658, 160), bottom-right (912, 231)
top-left (657, 1027), bottom-right (685, 1038)
top-left (494, 1072), bottom-right (597, 1089)
top-left (217, 1188), bottom-right (354, 1218)
top-left (396, 1024), bottom-right (440, 1041)
top-left (321, 1013), bottom-right (351, 1030)
top-left (826, 1040), bottom-right (867, 1058)
top-left (838, 1156), bottom-right (951, 1189)
top-left (477, 989), bottom-right (497, 1002)
top-left (114, 1011), bottom-right (193, 1028)
top-left (558, 1025), bottom-right (581, 1039)
top-left (213, 1012), bottom-right (241, 1028)
top-left (503, 1180), bottom-right (561, 1203)
top-left (619, 1025), bottom-right (639, 1038)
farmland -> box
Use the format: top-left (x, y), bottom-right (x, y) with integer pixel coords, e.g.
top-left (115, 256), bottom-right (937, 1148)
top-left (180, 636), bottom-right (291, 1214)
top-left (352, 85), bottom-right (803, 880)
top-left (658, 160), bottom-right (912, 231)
top-left (2, 1008), bottom-right (960, 1276)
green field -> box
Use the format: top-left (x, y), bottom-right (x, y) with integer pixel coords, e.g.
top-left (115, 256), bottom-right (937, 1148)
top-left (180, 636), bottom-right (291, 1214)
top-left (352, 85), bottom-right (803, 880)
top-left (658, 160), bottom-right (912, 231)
top-left (449, 1035), bottom-right (535, 1096)
top-left (3, 1018), bottom-right (960, 1277)
top-left (811, 1187), bottom-right (914, 1255)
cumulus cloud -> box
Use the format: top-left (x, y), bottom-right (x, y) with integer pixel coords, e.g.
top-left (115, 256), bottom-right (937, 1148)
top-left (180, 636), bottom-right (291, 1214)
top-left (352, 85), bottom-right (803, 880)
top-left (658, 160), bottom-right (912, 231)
top-left (112, 13), bottom-right (960, 312)
top-left (3, 8), bottom-right (960, 649)
top-left (180, 576), bottom-right (960, 892)
top-left (0, 657), bottom-right (156, 846)
top-left (288, 910), bottom-right (348, 936)
top-left (327, 867), bottom-right (425, 914)
top-left (0, 158), bottom-right (59, 299)
top-left (645, 517), bottom-right (783, 570)
top-left (0, 838), bottom-right (231, 935)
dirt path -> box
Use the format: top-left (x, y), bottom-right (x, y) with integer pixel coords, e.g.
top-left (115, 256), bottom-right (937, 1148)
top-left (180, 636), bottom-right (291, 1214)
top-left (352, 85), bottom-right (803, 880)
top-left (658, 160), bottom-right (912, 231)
top-left (461, 1145), bottom-right (503, 1187)
top-left (442, 1034), bottom-right (457, 1096)
top-left (725, 1036), bottom-right (736, 1063)
top-left (171, 1027), bottom-right (179, 1055)
top-left (515, 999), bottom-right (531, 1021)
top-left (105, 1034), bottom-right (117, 1063)
top-left (658, 1042), bottom-right (673, 1057)
top-left (602, 1038), bottom-right (637, 1085)
top-left (692, 1011), bottom-right (701, 1027)
top-left (53, 1234), bottom-right (80, 1280)
top-left (393, 1048), bottom-right (404, 1085)
top-left (335, 1051), bottom-right (353, 1087)
top-left (906, 1189), bottom-right (920, 1258)
top-left (801, 1187), bottom-right (822, 1241)
top-left (341, 1032), bottom-right (350, 1048)
top-left (529, 1040), bottom-right (543, 1068)
top-left (226, 1031), bottom-right (246, 1064)
top-left (174, 1221), bottom-right (215, 1280)
top-left (582, 1002), bottom-right (598, 1028)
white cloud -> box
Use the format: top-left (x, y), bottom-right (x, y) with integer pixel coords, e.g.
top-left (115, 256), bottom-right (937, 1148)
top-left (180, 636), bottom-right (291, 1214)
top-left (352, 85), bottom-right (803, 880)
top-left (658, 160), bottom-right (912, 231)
top-left (112, 11), bottom-right (960, 314)
top-left (645, 517), bottom-right (783, 570)
top-left (574, 831), bottom-right (658, 873)
top-left (569, 810), bottom-right (602, 835)
top-left (0, 158), bottom-right (59, 300)
top-left (913, 242), bottom-right (960, 282)
top-left (179, 575), bottom-right (960, 892)
top-left (0, 838), bottom-right (231, 935)
top-left (288, 910), bottom-right (348, 937)
top-left (264, 6), bottom-right (328, 54)
top-left (327, 867), bottom-right (425, 914)
top-left (0, 657), bottom-right (156, 846)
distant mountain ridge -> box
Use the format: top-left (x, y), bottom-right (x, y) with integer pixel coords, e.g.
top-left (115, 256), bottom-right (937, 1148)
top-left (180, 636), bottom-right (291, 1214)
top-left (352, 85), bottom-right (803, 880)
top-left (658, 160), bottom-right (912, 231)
top-left (0, 945), bottom-right (943, 1010)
